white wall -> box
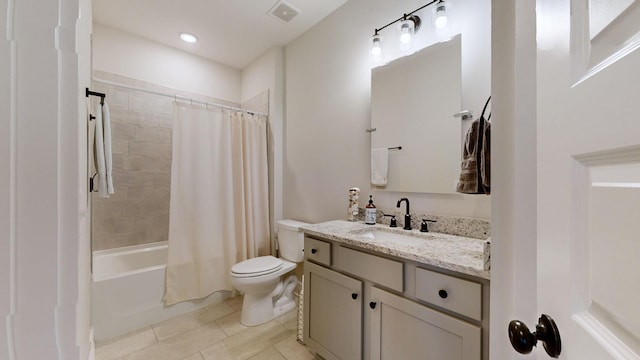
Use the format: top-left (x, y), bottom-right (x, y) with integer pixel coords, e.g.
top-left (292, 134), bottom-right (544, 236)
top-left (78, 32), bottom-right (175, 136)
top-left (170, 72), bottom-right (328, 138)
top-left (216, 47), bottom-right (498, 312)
top-left (241, 48), bottom-right (285, 243)
top-left (0, 0), bottom-right (91, 358)
top-left (93, 24), bottom-right (241, 103)
top-left (284, 0), bottom-right (491, 222)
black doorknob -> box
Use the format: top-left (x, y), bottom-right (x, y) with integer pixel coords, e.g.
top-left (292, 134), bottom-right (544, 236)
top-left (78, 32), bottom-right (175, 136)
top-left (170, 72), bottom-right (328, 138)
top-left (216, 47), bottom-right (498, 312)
top-left (508, 314), bottom-right (561, 358)
top-left (369, 302), bottom-right (377, 309)
top-left (310, 248), bottom-right (317, 254)
top-left (351, 293), bottom-right (358, 300)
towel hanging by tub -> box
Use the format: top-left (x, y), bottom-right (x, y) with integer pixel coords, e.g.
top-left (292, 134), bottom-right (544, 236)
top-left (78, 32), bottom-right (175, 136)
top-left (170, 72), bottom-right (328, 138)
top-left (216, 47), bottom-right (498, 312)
top-left (102, 102), bottom-right (115, 195)
top-left (92, 101), bottom-right (115, 198)
top-left (457, 96), bottom-right (491, 194)
top-left (93, 103), bottom-right (109, 198)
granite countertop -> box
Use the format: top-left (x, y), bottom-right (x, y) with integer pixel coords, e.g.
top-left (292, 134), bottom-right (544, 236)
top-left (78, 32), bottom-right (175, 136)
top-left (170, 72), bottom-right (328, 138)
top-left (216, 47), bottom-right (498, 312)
top-left (301, 220), bottom-right (490, 280)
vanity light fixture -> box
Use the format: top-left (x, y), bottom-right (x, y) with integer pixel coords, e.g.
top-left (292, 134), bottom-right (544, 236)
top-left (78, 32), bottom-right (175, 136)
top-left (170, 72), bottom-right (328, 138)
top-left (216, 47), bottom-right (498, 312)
top-left (370, 0), bottom-right (448, 59)
top-left (180, 32), bottom-right (198, 44)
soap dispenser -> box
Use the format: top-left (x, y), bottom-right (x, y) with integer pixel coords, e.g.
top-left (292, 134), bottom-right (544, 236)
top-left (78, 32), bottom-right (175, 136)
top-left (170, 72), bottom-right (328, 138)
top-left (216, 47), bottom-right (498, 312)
top-left (365, 195), bottom-right (377, 225)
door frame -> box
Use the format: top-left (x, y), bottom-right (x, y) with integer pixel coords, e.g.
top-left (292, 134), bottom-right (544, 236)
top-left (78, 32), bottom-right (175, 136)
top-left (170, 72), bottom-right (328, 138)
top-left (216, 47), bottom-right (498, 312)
top-left (489, 1), bottom-right (539, 359)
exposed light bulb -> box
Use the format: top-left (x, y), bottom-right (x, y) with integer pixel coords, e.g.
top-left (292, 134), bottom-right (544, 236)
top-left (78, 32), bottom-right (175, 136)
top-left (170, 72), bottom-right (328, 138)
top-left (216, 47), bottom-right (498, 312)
top-left (180, 33), bottom-right (198, 43)
top-left (400, 23), bottom-right (412, 44)
top-left (371, 35), bottom-right (382, 60)
top-left (434, 4), bottom-right (448, 29)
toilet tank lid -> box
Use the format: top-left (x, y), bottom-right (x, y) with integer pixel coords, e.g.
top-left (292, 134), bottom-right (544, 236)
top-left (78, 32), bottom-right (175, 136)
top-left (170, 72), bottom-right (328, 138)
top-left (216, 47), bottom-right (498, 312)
top-left (277, 219), bottom-right (310, 232)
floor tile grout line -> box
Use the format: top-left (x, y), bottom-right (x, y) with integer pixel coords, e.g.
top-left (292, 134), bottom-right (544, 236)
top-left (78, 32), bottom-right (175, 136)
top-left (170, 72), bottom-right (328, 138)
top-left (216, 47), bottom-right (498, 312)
top-left (181, 349), bottom-right (205, 360)
top-left (151, 323), bottom-right (160, 343)
top-left (141, 301), bottom-right (238, 344)
top-left (96, 295), bottom-right (314, 360)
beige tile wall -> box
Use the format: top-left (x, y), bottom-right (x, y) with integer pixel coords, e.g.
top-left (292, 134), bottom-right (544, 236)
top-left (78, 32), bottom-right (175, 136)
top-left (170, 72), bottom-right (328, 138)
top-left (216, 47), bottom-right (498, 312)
top-left (91, 76), bottom-right (172, 250)
top-left (91, 72), bottom-right (243, 251)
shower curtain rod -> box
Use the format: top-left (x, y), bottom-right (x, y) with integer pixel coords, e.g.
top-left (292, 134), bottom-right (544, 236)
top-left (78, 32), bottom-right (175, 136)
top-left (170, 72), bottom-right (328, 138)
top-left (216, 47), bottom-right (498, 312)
top-left (91, 78), bottom-right (267, 117)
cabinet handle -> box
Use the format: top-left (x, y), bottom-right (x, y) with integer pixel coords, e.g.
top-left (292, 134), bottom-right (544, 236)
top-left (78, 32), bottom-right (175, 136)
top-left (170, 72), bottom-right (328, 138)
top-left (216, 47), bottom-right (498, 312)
top-left (438, 289), bottom-right (448, 299)
top-left (369, 302), bottom-right (377, 309)
top-left (310, 248), bottom-right (317, 254)
top-left (352, 293), bottom-right (358, 300)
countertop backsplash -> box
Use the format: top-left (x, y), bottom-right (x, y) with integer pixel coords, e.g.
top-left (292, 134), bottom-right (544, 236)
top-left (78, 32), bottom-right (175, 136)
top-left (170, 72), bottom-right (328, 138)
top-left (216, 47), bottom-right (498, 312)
top-left (354, 207), bottom-right (490, 240)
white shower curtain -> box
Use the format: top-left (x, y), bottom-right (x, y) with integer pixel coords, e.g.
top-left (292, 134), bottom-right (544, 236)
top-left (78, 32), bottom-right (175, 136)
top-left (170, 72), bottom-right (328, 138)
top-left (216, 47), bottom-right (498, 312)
top-left (165, 103), bottom-right (271, 305)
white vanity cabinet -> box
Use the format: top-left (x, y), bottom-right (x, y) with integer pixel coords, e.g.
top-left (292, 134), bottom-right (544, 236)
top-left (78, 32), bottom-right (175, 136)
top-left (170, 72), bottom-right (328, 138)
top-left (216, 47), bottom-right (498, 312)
top-left (369, 287), bottom-right (481, 360)
top-left (304, 261), bottom-right (362, 360)
top-left (303, 234), bottom-right (489, 360)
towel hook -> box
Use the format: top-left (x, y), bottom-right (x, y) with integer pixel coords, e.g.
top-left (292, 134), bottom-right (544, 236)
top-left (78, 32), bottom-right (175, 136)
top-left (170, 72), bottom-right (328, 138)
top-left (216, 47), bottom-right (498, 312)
top-left (86, 88), bottom-right (106, 106)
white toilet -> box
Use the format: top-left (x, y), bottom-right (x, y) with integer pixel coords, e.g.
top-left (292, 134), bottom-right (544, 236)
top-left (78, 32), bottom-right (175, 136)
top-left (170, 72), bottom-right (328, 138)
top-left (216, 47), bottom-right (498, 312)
top-left (229, 219), bottom-right (308, 326)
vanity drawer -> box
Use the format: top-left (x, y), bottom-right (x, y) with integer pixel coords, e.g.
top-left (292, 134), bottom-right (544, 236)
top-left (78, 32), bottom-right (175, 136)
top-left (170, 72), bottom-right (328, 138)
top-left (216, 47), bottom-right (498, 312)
top-left (304, 236), bottom-right (331, 266)
top-left (336, 246), bottom-right (403, 292)
top-left (415, 267), bottom-right (482, 321)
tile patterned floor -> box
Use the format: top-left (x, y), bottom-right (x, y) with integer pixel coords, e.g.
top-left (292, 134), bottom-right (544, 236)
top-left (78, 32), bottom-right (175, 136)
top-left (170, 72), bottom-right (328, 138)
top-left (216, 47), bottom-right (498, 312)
top-left (95, 295), bottom-right (318, 360)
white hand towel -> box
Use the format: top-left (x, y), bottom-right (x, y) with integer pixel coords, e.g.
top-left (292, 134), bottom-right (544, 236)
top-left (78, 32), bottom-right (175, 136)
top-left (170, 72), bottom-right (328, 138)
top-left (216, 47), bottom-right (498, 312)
top-left (94, 103), bottom-right (109, 198)
top-left (371, 148), bottom-right (389, 186)
top-left (102, 102), bottom-right (114, 194)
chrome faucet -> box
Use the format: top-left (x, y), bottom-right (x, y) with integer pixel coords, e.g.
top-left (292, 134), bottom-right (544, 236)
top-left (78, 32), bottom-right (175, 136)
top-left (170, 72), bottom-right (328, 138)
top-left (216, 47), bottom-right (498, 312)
top-left (396, 198), bottom-right (411, 230)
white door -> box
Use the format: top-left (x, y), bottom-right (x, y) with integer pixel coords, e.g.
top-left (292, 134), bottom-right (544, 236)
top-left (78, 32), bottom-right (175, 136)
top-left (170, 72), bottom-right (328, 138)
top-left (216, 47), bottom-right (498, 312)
top-left (532, 0), bottom-right (640, 358)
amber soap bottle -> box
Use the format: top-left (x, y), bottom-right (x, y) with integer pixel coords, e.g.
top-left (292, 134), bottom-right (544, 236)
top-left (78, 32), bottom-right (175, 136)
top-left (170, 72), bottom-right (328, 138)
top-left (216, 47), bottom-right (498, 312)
top-left (365, 195), bottom-right (377, 225)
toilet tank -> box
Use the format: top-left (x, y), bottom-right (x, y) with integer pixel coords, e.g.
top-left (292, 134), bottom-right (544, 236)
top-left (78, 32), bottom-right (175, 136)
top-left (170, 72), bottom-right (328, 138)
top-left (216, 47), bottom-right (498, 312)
top-left (277, 219), bottom-right (309, 263)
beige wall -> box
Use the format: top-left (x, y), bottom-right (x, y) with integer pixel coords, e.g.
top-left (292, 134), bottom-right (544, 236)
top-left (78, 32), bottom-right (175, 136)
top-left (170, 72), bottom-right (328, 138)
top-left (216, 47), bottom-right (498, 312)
top-left (284, 0), bottom-right (492, 223)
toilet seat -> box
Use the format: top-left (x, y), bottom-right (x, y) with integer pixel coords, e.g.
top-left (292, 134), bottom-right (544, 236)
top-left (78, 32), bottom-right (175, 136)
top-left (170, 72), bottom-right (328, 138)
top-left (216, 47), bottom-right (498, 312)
top-left (231, 256), bottom-right (283, 278)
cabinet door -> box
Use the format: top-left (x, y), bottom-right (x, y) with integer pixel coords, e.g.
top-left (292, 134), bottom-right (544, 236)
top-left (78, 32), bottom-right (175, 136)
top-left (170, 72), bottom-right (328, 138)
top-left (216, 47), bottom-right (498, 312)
top-left (369, 287), bottom-right (481, 360)
top-left (304, 260), bottom-right (362, 360)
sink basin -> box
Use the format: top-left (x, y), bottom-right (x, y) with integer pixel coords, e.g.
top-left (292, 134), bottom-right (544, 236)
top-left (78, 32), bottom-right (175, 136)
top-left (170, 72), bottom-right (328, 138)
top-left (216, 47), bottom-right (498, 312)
top-left (353, 229), bottom-right (429, 246)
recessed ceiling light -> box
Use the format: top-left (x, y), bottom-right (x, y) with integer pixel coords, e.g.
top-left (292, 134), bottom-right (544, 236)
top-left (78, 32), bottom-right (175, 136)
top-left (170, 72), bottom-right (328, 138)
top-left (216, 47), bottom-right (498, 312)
top-left (180, 33), bottom-right (198, 43)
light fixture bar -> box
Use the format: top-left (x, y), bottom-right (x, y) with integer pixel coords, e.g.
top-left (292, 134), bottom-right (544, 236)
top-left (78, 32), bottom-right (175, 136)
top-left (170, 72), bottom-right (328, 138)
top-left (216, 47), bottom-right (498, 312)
top-left (372, 0), bottom-right (439, 35)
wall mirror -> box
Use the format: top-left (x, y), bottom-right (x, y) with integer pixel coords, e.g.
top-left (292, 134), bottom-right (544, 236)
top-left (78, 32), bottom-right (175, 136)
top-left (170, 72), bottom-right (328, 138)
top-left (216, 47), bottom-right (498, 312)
top-left (371, 35), bottom-right (462, 194)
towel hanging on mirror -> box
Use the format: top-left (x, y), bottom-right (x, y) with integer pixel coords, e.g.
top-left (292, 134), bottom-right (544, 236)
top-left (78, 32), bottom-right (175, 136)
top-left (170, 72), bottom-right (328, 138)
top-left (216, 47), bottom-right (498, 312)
top-left (457, 96), bottom-right (491, 195)
top-left (371, 148), bottom-right (389, 186)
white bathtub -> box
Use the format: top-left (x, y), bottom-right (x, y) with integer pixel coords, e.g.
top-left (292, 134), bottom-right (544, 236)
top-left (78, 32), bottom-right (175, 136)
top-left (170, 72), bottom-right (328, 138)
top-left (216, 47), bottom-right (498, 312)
top-left (92, 241), bottom-right (229, 341)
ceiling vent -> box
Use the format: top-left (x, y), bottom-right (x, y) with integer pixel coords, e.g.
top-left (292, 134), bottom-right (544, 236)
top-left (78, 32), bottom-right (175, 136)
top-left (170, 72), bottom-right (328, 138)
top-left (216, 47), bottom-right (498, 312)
top-left (268, 1), bottom-right (300, 24)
